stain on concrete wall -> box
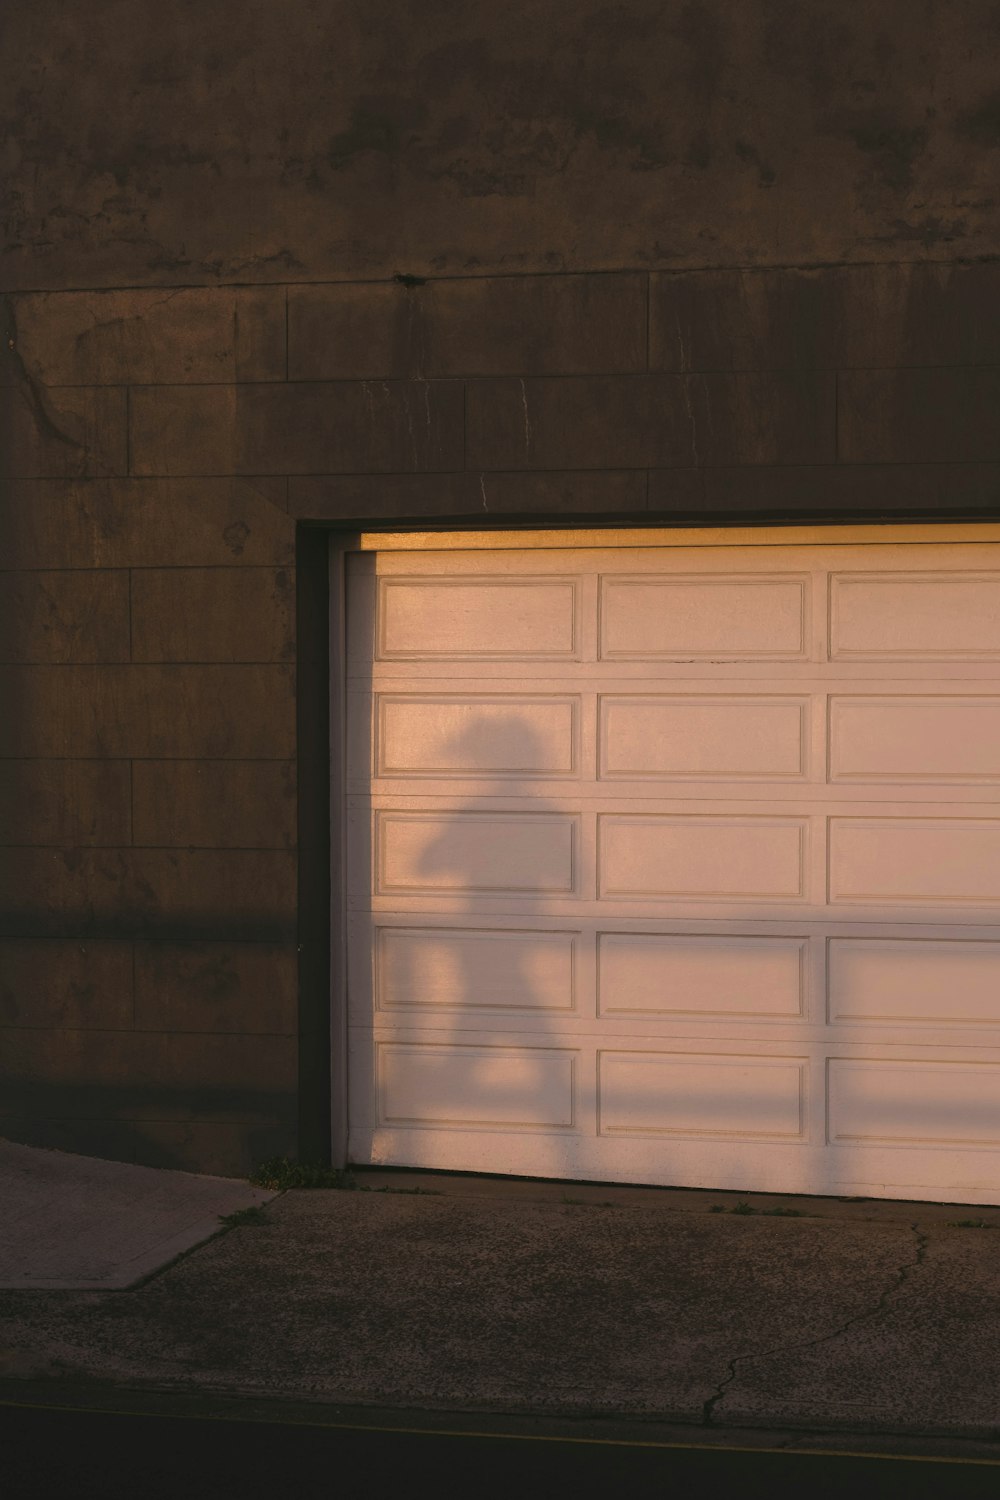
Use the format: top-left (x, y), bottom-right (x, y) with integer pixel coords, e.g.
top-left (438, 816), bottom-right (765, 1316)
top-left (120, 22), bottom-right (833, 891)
top-left (4, 0), bottom-right (1000, 290)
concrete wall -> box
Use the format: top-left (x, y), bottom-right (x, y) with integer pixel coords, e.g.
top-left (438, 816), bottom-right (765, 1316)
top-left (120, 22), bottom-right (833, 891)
top-left (6, 0), bottom-right (1000, 287)
top-left (3, 1), bottom-right (1000, 1175)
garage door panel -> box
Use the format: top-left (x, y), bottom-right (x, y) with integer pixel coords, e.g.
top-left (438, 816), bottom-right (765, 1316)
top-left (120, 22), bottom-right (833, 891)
top-left (597, 933), bottom-right (805, 1019)
top-left (377, 1042), bottom-right (577, 1130)
top-left (828, 939), bottom-right (1000, 1027)
top-left (600, 815), bottom-right (806, 900)
top-left (374, 810), bottom-right (579, 896)
top-left (373, 694), bottom-right (580, 778)
top-left (598, 1052), bottom-right (806, 1139)
top-left (376, 577), bottom-right (580, 659)
top-left (829, 1059), bottom-right (1000, 1147)
top-left (350, 1129), bottom-right (1000, 1203)
top-left (599, 695), bottom-right (807, 780)
top-left (600, 576), bottom-right (808, 660)
top-left (831, 572), bottom-right (1000, 660)
top-left (830, 696), bottom-right (1000, 782)
top-left (373, 926), bottom-right (578, 1014)
top-left (829, 818), bottom-right (1000, 905)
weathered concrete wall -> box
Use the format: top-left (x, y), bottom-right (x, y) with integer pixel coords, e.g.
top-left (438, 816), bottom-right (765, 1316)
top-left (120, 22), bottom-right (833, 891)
top-left (0, 467), bottom-right (299, 1172)
top-left (5, 0), bottom-right (1000, 289)
top-left (3, 1), bottom-right (1000, 1176)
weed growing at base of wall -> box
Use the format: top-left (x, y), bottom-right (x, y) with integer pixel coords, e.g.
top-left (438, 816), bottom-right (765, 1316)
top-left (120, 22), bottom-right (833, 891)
top-left (249, 1157), bottom-right (356, 1189)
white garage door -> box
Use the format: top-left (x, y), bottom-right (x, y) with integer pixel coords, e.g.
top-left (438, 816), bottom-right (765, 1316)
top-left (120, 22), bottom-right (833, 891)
top-left (344, 531), bottom-right (1000, 1205)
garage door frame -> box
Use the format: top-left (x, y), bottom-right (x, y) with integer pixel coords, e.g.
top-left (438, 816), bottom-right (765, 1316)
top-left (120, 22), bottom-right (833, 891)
top-left (326, 520), bottom-right (1000, 1188)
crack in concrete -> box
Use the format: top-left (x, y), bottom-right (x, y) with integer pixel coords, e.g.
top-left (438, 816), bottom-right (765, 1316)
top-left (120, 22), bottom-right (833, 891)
top-left (71, 288), bottom-right (188, 345)
top-left (681, 372), bottom-right (699, 466)
top-left (3, 295), bottom-right (88, 461)
top-left (519, 377), bottom-right (533, 458)
top-left (702, 1221), bottom-right (930, 1426)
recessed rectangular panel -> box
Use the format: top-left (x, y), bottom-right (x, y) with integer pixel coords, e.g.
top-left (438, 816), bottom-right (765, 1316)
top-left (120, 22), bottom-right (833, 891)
top-left (599, 1052), bottom-right (804, 1137)
top-left (377, 927), bottom-right (576, 1011)
top-left (830, 697), bottom-right (1000, 782)
top-left (831, 573), bottom-right (1000, 659)
top-left (600, 816), bottom-right (804, 900)
top-left (829, 940), bottom-right (1000, 1026)
top-left (377, 695), bottom-right (577, 778)
top-left (378, 1043), bottom-right (575, 1128)
top-left (600, 577), bottom-right (806, 659)
top-left (378, 578), bottom-right (576, 659)
top-left (376, 812), bottom-right (577, 895)
top-left (829, 1059), bottom-right (1000, 1146)
top-left (598, 934), bottom-right (804, 1017)
top-left (600, 696), bottom-right (805, 779)
top-left (830, 819), bottom-right (1000, 905)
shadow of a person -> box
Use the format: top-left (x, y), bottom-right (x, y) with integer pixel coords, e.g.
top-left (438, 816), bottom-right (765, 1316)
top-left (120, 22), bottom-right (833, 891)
top-left (371, 712), bottom-right (581, 1181)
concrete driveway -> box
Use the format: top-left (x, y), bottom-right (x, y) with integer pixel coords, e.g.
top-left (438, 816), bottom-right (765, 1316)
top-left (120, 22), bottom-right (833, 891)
top-left (2, 1153), bottom-right (1000, 1444)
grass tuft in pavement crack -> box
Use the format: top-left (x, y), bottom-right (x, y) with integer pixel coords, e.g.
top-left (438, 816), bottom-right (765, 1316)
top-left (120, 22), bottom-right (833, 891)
top-left (219, 1206), bottom-right (270, 1228)
top-left (248, 1158), bottom-right (444, 1193)
top-left (249, 1157), bottom-right (358, 1191)
top-left (709, 1202), bottom-right (804, 1217)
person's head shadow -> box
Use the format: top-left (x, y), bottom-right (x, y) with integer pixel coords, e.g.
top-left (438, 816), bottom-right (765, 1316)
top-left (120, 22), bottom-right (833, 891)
top-left (414, 713), bottom-right (572, 897)
top-left (437, 713), bottom-right (558, 784)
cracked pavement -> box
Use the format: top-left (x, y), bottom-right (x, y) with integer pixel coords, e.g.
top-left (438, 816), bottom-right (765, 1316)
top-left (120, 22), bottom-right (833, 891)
top-left (2, 1181), bottom-right (999, 1438)
top-left (701, 1221), bottom-right (931, 1426)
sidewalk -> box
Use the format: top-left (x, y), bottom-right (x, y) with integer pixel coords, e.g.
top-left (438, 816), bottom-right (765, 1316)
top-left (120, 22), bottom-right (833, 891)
top-left (2, 1146), bottom-right (1000, 1445)
top-left (0, 1141), bottom-right (274, 1290)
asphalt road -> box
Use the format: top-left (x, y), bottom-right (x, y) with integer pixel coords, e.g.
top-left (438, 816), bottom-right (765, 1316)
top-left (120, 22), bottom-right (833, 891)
top-left (4, 1402), bottom-right (1000, 1500)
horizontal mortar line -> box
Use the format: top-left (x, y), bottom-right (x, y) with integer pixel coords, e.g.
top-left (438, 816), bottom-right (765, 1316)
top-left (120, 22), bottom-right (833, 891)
top-left (8, 252), bottom-right (1000, 295)
top-left (0, 655), bottom-right (296, 663)
top-left (2, 462), bottom-right (990, 488)
top-left (3, 933), bottom-right (300, 945)
top-left (0, 756), bottom-right (295, 763)
top-left (296, 465), bottom-right (645, 476)
top-left (122, 459), bottom-right (1000, 480)
top-left (0, 565), bottom-right (299, 573)
top-left (0, 565), bottom-right (294, 573)
top-left (0, 757), bottom-right (295, 764)
top-left (464, 459), bottom-right (1000, 470)
top-left (0, 844), bottom-right (296, 852)
top-left (25, 379), bottom-right (287, 390)
top-left (0, 660), bottom-right (129, 668)
top-left (0, 938), bottom-right (296, 946)
top-left (4, 269), bottom-right (647, 295)
top-left (127, 377), bottom-right (470, 388)
top-left (49, 373), bottom-right (654, 388)
top-left (0, 1032), bottom-right (296, 1044)
top-left (15, 459), bottom-right (1000, 482)
top-left (3, 474), bottom-right (301, 483)
top-left (275, 364), bottom-right (936, 380)
top-left (40, 364), bottom-right (1000, 389)
top-left (0, 1126), bottom-right (294, 1137)
top-left (0, 1027), bottom-right (297, 1038)
top-left (0, 1124), bottom-right (295, 1132)
top-left (296, 361), bottom-right (1000, 379)
top-left (0, 663), bottom-right (297, 669)
top-left (440, 465), bottom-right (998, 476)
top-left (121, 471), bottom-right (475, 480)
